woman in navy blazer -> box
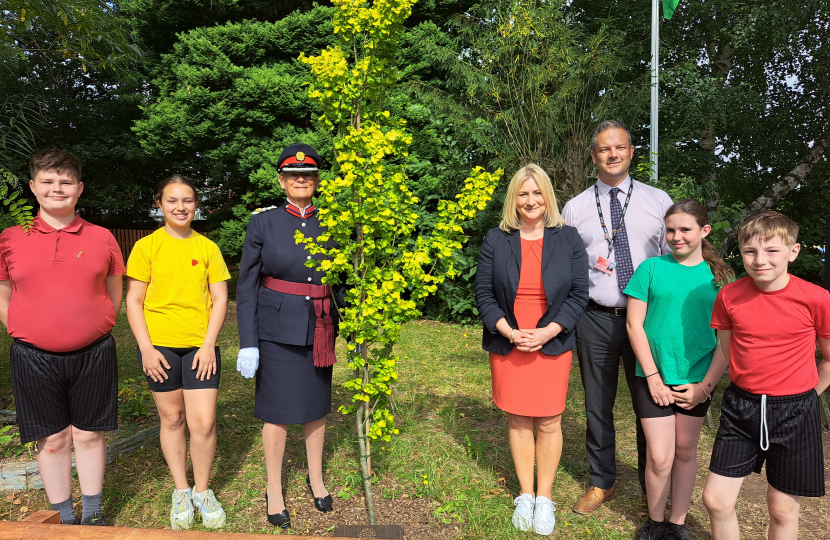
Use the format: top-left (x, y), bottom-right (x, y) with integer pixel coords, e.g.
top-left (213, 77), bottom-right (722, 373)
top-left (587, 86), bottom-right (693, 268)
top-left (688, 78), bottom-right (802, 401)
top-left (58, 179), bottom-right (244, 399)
top-left (475, 164), bottom-right (588, 534)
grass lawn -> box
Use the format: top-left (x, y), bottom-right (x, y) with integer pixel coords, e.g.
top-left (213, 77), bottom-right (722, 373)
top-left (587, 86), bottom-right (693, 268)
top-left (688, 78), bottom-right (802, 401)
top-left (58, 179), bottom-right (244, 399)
top-left (0, 302), bottom-right (828, 538)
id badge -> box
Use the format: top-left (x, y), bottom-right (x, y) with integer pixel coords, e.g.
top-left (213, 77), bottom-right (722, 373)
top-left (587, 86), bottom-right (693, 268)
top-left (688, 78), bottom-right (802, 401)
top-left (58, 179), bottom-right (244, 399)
top-left (594, 256), bottom-right (615, 275)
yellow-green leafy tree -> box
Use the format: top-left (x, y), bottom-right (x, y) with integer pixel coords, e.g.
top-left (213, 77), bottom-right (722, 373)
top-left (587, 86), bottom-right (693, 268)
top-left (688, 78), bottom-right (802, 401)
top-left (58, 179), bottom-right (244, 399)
top-left (297, 0), bottom-right (501, 524)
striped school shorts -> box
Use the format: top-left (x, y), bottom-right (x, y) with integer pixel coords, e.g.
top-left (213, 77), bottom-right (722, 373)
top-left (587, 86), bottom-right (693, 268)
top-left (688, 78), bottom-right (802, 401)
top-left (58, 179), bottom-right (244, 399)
top-left (10, 333), bottom-right (118, 444)
top-left (709, 383), bottom-right (825, 497)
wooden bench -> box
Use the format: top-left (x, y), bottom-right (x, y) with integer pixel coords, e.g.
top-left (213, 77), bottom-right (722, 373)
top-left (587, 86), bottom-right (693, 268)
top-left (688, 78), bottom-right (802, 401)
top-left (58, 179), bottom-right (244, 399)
top-left (1, 511), bottom-right (389, 539)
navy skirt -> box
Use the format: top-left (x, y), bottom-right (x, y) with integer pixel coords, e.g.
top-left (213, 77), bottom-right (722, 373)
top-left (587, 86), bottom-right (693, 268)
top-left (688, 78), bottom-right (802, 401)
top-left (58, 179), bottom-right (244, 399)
top-left (255, 340), bottom-right (333, 424)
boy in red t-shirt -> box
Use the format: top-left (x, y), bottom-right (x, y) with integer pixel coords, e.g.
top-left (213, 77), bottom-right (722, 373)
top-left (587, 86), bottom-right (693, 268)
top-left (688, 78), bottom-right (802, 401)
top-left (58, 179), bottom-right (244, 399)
top-left (0, 149), bottom-right (124, 525)
top-left (703, 211), bottom-right (830, 540)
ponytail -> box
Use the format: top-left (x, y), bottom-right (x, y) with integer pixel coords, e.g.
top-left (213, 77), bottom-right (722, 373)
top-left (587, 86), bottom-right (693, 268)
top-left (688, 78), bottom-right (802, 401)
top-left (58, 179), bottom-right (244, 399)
top-left (701, 238), bottom-right (735, 288)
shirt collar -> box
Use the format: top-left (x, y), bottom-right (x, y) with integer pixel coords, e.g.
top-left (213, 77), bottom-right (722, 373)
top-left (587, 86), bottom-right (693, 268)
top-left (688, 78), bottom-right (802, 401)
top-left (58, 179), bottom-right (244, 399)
top-left (284, 200), bottom-right (316, 219)
top-left (595, 175), bottom-right (632, 197)
top-left (33, 212), bottom-right (84, 234)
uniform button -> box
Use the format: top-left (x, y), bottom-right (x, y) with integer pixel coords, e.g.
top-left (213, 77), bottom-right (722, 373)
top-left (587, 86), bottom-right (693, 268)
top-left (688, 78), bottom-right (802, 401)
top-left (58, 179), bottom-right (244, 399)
top-left (307, 255), bottom-right (311, 260)
top-left (301, 223), bottom-right (306, 227)
top-left (305, 296), bottom-right (310, 300)
top-left (307, 277), bottom-right (312, 282)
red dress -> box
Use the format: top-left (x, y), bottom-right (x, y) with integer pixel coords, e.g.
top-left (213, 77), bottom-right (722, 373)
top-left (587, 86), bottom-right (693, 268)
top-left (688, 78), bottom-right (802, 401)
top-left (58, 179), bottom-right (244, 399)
top-left (489, 238), bottom-right (573, 416)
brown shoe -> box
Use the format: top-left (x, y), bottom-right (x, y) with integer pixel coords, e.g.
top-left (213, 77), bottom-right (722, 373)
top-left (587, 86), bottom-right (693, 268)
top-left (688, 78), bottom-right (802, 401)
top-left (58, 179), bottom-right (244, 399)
top-left (572, 486), bottom-right (616, 515)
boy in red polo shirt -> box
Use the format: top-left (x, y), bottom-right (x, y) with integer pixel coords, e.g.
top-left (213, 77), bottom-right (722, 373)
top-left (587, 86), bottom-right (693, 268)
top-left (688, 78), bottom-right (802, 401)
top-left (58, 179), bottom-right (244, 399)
top-left (0, 148), bottom-right (124, 526)
top-left (702, 211), bottom-right (830, 540)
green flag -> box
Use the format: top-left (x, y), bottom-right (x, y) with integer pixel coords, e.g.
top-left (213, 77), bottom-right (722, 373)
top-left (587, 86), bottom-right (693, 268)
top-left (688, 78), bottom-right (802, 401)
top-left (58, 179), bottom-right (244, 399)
top-left (663, 0), bottom-right (680, 19)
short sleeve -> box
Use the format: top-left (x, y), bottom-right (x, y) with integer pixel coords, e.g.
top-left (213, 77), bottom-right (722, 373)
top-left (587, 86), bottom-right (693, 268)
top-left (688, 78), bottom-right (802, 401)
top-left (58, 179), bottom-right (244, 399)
top-left (0, 231), bottom-right (10, 280)
top-left (125, 239), bottom-right (151, 282)
top-left (710, 288), bottom-right (732, 330)
top-left (814, 288), bottom-right (830, 339)
top-left (207, 242), bottom-right (231, 283)
top-left (107, 233), bottom-right (125, 276)
top-left (623, 257), bottom-right (653, 302)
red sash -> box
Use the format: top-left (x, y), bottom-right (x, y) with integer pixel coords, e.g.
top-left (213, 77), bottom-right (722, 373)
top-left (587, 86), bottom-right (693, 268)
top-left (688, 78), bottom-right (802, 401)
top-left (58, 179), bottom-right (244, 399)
top-left (261, 277), bottom-right (337, 367)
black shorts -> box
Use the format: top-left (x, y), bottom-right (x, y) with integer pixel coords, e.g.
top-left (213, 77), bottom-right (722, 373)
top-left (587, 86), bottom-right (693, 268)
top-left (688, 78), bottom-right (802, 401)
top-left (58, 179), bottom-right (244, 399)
top-left (10, 333), bottom-right (118, 444)
top-left (709, 384), bottom-right (825, 497)
top-left (139, 346), bottom-right (221, 392)
top-left (634, 376), bottom-right (712, 418)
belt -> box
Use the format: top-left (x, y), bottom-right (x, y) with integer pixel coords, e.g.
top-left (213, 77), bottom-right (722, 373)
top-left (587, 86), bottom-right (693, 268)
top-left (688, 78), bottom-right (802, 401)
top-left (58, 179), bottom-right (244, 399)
top-left (588, 299), bottom-right (627, 317)
top-left (261, 277), bottom-right (337, 367)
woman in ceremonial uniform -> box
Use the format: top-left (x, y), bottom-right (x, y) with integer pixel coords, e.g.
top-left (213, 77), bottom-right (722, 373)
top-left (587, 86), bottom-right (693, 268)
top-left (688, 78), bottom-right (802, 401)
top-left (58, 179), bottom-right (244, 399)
top-left (236, 143), bottom-right (341, 529)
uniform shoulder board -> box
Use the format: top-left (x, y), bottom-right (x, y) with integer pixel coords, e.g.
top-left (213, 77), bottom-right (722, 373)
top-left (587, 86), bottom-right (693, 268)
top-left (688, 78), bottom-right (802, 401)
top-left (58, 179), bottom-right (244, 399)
top-left (252, 205), bottom-right (278, 215)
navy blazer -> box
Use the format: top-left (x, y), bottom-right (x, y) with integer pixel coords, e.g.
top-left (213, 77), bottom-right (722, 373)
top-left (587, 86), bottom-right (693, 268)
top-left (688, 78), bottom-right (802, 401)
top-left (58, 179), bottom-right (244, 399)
top-left (237, 203), bottom-right (343, 349)
top-left (474, 225), bottom-right (589, 355)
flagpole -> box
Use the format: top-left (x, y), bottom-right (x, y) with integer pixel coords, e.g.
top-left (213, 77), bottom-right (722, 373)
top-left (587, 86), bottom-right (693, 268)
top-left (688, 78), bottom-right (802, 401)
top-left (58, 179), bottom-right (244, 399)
top-left (650, 0), bottom-right (659, 183)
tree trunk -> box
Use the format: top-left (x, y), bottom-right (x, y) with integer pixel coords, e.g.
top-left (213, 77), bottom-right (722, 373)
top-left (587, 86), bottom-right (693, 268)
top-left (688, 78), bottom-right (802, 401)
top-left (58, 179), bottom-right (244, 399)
top-left (355, 344), bottom-right (377, 525)
top-left (720, 127), bottom-right (830, 251)
top-left (699, 39), bottom-right (734, 212)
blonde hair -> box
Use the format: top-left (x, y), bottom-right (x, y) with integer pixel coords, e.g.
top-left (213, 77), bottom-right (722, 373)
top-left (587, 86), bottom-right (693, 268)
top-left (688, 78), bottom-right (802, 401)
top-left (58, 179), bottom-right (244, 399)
top-left (738, 210), bottom-right (799, 248)
top-left (499, 164), bottom-right (565, 232)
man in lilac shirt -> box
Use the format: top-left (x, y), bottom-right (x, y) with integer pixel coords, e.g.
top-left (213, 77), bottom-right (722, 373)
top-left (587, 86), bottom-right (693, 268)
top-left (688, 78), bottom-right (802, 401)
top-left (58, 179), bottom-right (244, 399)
top-left (562, 120), bottom-right (673, 514)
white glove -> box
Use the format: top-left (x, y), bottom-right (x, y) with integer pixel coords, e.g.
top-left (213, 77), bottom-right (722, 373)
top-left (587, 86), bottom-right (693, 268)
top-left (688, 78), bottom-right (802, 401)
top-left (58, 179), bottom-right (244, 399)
top-left (236, 347), bottom-right (260, 379)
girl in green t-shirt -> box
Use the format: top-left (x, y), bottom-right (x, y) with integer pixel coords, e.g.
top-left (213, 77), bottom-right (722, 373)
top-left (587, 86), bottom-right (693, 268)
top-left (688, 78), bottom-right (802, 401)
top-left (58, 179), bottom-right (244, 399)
top-left (624, 199), bottom-right (734, 540)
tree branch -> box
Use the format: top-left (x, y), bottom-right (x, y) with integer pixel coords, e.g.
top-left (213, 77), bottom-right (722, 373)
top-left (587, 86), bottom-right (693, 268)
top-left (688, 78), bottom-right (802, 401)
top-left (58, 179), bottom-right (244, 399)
top-left (721, 127), bottom-right (830, 250)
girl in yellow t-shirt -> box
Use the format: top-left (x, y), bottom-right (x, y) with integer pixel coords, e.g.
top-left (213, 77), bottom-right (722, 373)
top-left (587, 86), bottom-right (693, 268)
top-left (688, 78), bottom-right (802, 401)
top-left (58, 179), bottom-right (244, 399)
top-left (125, 175), bottom-right (230, 530)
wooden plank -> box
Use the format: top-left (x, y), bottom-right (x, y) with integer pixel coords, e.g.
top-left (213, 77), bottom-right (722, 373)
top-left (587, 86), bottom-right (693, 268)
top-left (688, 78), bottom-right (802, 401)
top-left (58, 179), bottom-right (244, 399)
top-left (0, 521), bottom-right (363, 539)
top-left (106, 425), bottom-right (160, 463)
top-left (23, 510), bottom-right (61, 524)
top-left (0, 473), bottom-right (27, 491)
top-left (121, 229), bottom-right (129, 262)
top-left (0, 409), bottom-right (16, 424)
top-left (108, 229), bottom-right (155, 263)
top-left (0, 461), bottom-right (42, 490)
top-left (125, 229), bottom-right (135, 261)
top-left (334, 525), bottom-right (404, 539)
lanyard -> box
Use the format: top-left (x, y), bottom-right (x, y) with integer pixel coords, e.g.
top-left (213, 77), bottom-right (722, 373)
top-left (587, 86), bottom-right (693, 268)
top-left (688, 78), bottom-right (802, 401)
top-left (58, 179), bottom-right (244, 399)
top-left (594, 181), bottom-right (633, 258)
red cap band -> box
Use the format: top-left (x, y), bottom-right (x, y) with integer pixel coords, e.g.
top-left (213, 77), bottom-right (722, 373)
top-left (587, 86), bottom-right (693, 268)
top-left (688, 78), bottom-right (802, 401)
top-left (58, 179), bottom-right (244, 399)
top-left (280, 155), bottom-right (318, 168)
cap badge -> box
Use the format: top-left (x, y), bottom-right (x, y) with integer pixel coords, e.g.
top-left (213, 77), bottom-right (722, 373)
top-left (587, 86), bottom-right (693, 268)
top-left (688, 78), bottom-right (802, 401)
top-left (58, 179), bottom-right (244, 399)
top-left (75, 251), bottom-right (84, 259)
top-left (296, 151), bottom-right (306, 161)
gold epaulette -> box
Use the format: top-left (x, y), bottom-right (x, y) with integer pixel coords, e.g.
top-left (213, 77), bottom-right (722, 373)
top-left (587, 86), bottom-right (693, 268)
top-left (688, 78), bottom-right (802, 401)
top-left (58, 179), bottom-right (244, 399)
top-left (252, 205), bottom-right (278, 215)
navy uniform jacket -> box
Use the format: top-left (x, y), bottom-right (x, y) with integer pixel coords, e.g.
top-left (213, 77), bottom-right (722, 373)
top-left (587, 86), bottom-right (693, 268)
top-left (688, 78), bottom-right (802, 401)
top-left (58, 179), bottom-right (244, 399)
top-left (237, 203), bottom-right (343, 349)
top-left (474, 225), bottom-right (589, 356)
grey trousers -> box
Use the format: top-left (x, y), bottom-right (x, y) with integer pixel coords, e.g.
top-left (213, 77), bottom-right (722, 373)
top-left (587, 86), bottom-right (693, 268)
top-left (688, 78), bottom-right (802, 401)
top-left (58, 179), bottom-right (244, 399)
top-left (575, 304), bottom-right (647, 491)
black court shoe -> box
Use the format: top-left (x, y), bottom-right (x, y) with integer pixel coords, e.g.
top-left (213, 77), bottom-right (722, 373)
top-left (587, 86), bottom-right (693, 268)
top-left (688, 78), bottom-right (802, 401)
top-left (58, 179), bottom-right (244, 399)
top-left (306, 474), bottom-right (334, 513)
top-left (265, 492), bottom-right (291, 529)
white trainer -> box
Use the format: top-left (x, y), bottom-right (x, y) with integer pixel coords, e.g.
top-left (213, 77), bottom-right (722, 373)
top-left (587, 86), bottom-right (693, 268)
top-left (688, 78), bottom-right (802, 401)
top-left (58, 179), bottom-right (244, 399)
top-left (533, 495), bottom-right (556, 535)
top-left (170, 488), bottom-right (195, 530)
top-left (512, 493), bottom-right (535, 531)
top-left (193, 489), bottom-right (227, 528)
